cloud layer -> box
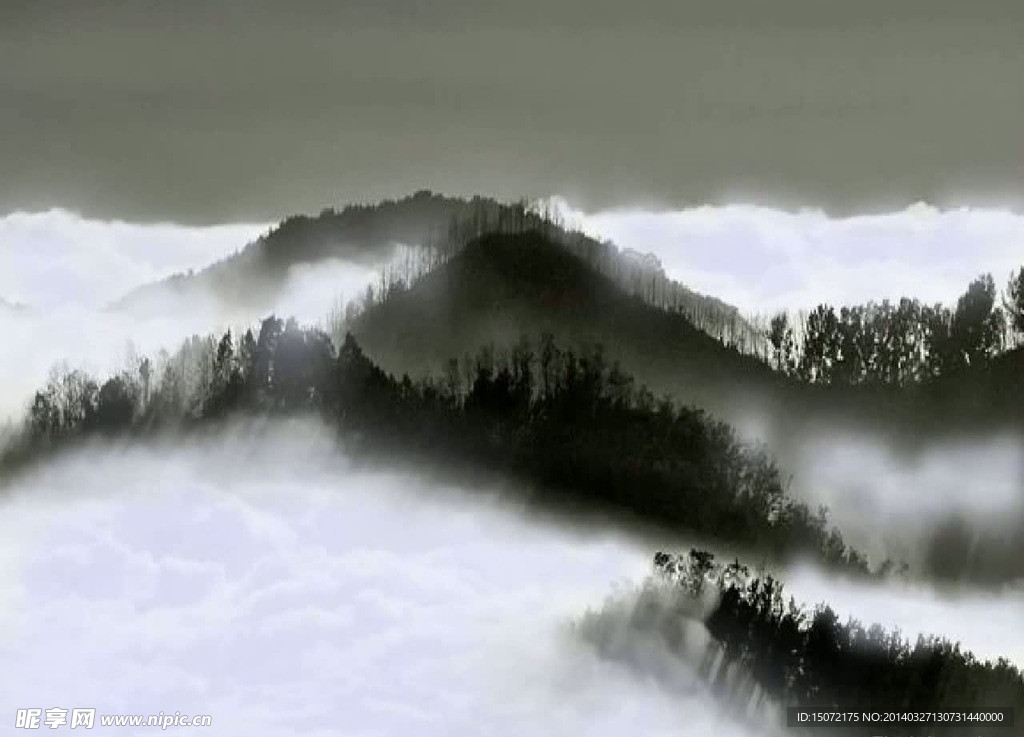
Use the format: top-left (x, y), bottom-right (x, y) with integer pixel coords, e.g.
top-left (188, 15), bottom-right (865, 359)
top-left (0, 211), bottom-right (375, 420)
top-left (560, 200), bottom-right (1024, 313)
top-left (1, 421), bottom-right (1021, 735)
top-left (0, 421), bottom-right (753, 737)
top-left (0, 209), bottom-right (266, 308)
top-left (4, 2), bottom-right (1024, 221)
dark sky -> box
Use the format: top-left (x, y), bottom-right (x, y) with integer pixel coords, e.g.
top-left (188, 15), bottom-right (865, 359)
top-left (3, 1), bottom-right (1024, 223)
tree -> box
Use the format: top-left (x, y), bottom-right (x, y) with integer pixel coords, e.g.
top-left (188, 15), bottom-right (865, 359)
top-left (1005, 267), bottom-right (1024, 339)
top-left (922, 303), bottom-right (954, 378)
top-left (139, 357), bottom-right (152, 410)
top-left (767, 312), bottom-right (795, 374)
top-left (950, 274), bottom-right (1005, 368)
top-left (798, 305), bottom-right (840, 383)
top-left (93, 375), bottom-right (137, 431)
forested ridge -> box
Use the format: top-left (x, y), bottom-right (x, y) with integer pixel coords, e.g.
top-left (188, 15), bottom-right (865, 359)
top-left (4, 309), bottom-right (880, 578)
top-left (344, 231), bottom-right (780, 416)
top-left (114, 191), bottom-right (757, 348)
top-left (111, 192), bottom-right (1024, 427)
top-left (579, 549), bottom-right (1024, 735)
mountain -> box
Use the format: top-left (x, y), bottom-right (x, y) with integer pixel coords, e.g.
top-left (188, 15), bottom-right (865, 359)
top-left (351, 229), bottom-right (1024, 449)
top-left (350, 230), bottom-right (787, 424)
top-left (111, 190), bottom-right (486, 315)
top-left (111, 192), bottom-right (760, 350)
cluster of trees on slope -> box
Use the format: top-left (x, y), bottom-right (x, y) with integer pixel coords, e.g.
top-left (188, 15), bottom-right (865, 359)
top-left (340, 231), bottom-right (778, 417)
top-left (7, 315), bottom-right (873, 577)
top-left (344, 230), bottom-right (1024, 441)
top-left (764, 270), bottom-right (1024, 386)
top-left (644, 550), bottom-right (1023, 718)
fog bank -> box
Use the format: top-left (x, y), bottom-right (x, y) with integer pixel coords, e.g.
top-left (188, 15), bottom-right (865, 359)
top-left (0, 259), bottom-right (377, 421)
top-left (554, 199), bottom-right (1024, 314)
top-left (0, 420), bottom-right (753, 737)
top-left (2, 420), bottom-right (1022, 734)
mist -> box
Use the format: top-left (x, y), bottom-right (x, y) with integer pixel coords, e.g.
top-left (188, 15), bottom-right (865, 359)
top-left (0, 419), bottom-right (756, 737)
top-left (6, 205), bottom-right (1024, 588)
top-left (2, 419), bottom-right (1021, 734)
top-left (553, 199), bottom-right (1024, 313)
top-left (785, 428), bottom-right (1024, 557)
top-left (0, 209), bottom-right (267, 309)
top-left (0, 211), bottom-right (378, 420)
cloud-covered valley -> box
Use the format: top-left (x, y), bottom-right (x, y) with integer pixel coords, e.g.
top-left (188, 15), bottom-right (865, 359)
top-left (2, 420), bottom-right (1022, 735)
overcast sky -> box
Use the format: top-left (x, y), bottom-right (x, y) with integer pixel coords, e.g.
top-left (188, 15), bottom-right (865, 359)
top-left (3, 1), bottom-right (1024, 223)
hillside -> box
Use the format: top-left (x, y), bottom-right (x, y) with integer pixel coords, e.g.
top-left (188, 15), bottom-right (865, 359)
top-left (111, 191), bottom-right (486, 315)
top-left (906, 344), bottom-right (1024, 419)
top-left (351, 230), bottom-right (787, 423)
top-left (352, 231), bottom-right (1024, 446)
top-left (111, 192), bottom-right (757, 349)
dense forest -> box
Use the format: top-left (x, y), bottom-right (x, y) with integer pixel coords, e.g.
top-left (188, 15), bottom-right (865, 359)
top-left (4, 310), bottom-right (879, 578)
top-left (579, 549), bottom-right (1024, 734)
top-left (10, 226), bottom-right (1024, 584)
top-left (7, 197), bottom-right (1024, 732)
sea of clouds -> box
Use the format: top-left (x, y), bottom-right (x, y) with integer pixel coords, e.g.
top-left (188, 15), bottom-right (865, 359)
top-left (2, 420), bottom-right (1021, 735)
top-left (0, 420), bottom-right (756, 737)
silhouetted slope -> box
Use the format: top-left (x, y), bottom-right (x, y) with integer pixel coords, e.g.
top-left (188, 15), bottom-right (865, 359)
top-left (112, 190), bottom-right (497, 314)
top-left (111, 192), bottom-right (758, 348)
top-left (909, 345), bottom-right (1024, 418)
top-left (352, 230), bottom-right (781, 417)
top-left (353, 230), bottom-right (1024, 451)
top-left (581, 549), bottom-right (1024, 728)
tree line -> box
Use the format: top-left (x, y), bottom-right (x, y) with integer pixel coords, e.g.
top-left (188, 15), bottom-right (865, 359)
top-left (6, 316), bottom-right (881, 577)
top-left (763, 269), bottom-right (1024, 386)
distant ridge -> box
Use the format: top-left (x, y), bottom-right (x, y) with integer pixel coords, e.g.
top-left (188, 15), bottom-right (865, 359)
top-left (111, 191), bottom-right (762, 351)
